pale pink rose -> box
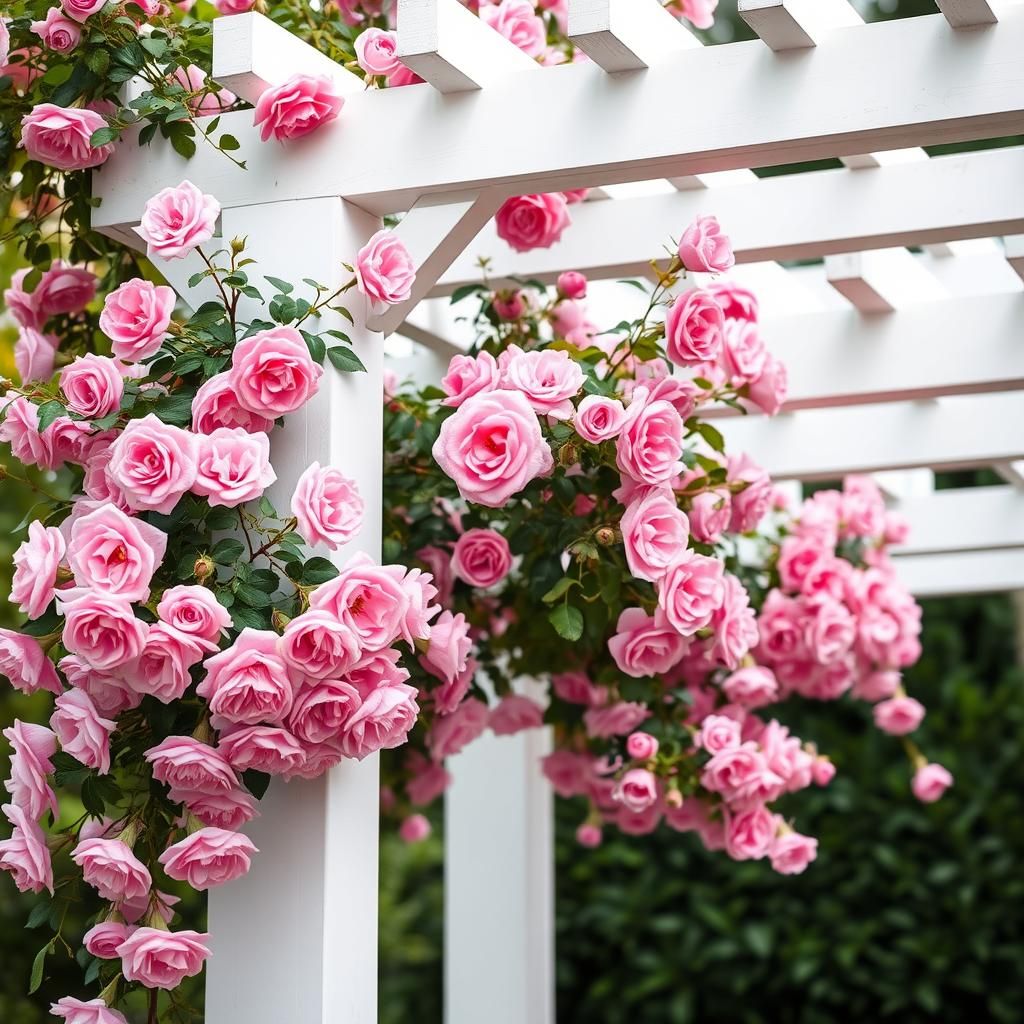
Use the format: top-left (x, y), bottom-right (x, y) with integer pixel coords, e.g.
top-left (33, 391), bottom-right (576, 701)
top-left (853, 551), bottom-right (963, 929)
top-left (724, 805), bottom-right (774, 861)
top-left (145, 736), bottom-right (238, 795)
top-left (108, 415), bottom-right (197, 514)
top-left (399, 813), bottom-right (431, 843)
top-left (805, 597), bottom-right (855, 665)
top-left (608, 607), bottom-right (688, 678)
top-left (0, 802), bottom-right (53, 894)
top-left (49, 999), bottom-right (128, 1024)
top-left (883, 510), bottom-right (911, 546)
top-left (338, 682), bottom-right (420, 759)
top-left (495, 193), bottom-right (571, 253)
top-left (280, 612), bottom-right (360, 683)
top-left (213, 0), bottom-right (254, 10)
top-left (117, 927), bottom-right (211, 990)
top-left (60, 355), bottom-right (124, 419)
top-left (0, 396), bottom-right (50, 469)
top-left (665, 289), bottom-right (725, 366)
top-left (45, 416), bottom-right (95, 470)
top-left (229, 326), bottom-right (323, 417)
top-left (658, 551), bottom-right (725, 636)
top-left (583, 701), bottom-right (650, 739)
top-left (0, 21), bottom-right (10, 68)
top-left (702, 744), bottom-right (784, 807)
top-left (480, 0), bottom-right (546, 55)
top-left (574, 395), bottom-right (626, 444)
top-left (541, 750), bottom-right (592, 797)
top-left (355, 228), bottom-right (415, 308)
top-left (708, 573), bottom-right (759, 670)
top-left (59, 656), bottom-right (139, 716)
top-left (428, 697), bottom-right (489, 760)
top-left (355, 27), bottom-right (401, 76)
top-left (852, 668), bottom-right (900, 703)
top-left (620, 489), bottom-right (690, 584)
top-left (615, 391), bottom-right (685, 486)
top-left (688, 488), bottom-right (731, 544)
top-left (5, 269), bottom-right (42, 329)
top-left (99, 279), bottom-right (176, 364)
top-left (127, 624), bottom-right (207, 704)
top-left (14, 327), bottom-right (58, 383)
top-left (20, 104), bottom-right (113, 170)
top-left (873, 695), bottom-right (925, 735)
top-left (218, 725), bottom-right (305, 775)
top-left (405, 751), bottom-right (451, 805)
top-left (747, 354), bottom-right (788, 415)
top-left (769, 830), bottom-right (818, 874)
top-left (84, 922), bottom-right (136, 960)
top-left (432, 389), bottom-right (554, 508)
top-left (451, 528), bottom-right (512, 589)
top-left (59, 0), bottom-right (106, 20)
top-left (171, 64), bottom-right (237, 117)
top-left (286, 678), bottom-right (359, 747)
top-left (61, 593), bottom-right (149, 671)
top-left (137, 180), bottom-right (220, 261)
top-left (699, 714), bottom-right (742, 755)
top-left (441, 351), bottom-right (501, 408)
top-left (191, 372), bottom-right (275, 435)
top-left (912, 762), bottom-right (953, 803)
top-left (50, 690), bottom-right (115, 774)
top-left (158, 827), bottom-right (257, 890)
top-left (678, 214), bottom-right (734, 273)
top-left (2, 720), bottom-right (57, 819)
top-left (614, 767), bottom-right (658, 813)
top-left (489, 693), bottom-right (544, 735)
top-left (727, 452), bottom-right (772, 533)
top-left (198, 628), bottom-right (295, 726)
top-left (421, 610), bottom-right (472, 685)
top-left (291, 461), bottom-right (363, 550)
top-left (704, 279), bottom-right (757, 322)
top-left (157, 585), bottom-right (231, 642)
top-left (11, 520), bottom-right (65, 620)
top-left (812, 758), bottom-right (836, 786)
top-left (504, 348), bottom-right (584, 420)
top-left (550, 299), bottom-right (597, 347)
top-left (72, 838), bottom-right (151, 902)
top-left (557, 271), bottom-right (587, 299)
top-left (31, 8), bottom-right (81, 52)
top-left (432, 656), bottom-right (477, 716)
top-left (192, 427), bottom-right (276, 507)
top-left (345, 646), bottom-right (411, 698)
top-left (180, 787), bottom-right (259, 831)
top-left (67, 502), bottom-right (167, 602)
top-left (721, 319), bottom-right (767, 383)
top-left (841, 475), bottom-right (887, 539)
top-left (551, 671), bottom-right (600, 706)
top-left (253, 73), bottom-right (344, 142)
top-left (0, 629), bottom-right (61, 695)
top-left (722, 666), bottom-right (778, 708)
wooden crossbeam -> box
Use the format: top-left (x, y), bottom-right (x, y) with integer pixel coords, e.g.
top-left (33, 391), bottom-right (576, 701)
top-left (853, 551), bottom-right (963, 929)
top-left (824, 249), bottom-right (945, 313)
top-left (893, 486), bottom-right (1024, 555)
top-left (738, 0), bottom-right (860, 51)
top-left (893, 548), bottom-right (1024, 597)
top-left (567, 0), bottom-right (700, 72)
top-left (1005, 235), bottom-right (1024, 282)
top-left (935, 0), bottom-right (1003, 28)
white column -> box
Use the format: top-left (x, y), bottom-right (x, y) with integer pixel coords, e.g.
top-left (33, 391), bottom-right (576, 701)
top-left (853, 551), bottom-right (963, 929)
top-left (205, 196), bottom-right (383, 1024)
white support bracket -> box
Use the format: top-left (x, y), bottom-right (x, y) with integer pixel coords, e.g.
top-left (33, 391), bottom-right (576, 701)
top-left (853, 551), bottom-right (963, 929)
top-left (568, 0), bottom-right (700, 72)
top-left (396, 0), bottom-right (538, 92)
top-left (935, 0), bottom-right (1003, 28)
top-left (738, 0), bottom-right (860, 51)
top-left (994, 461), bottom-right (1024, 488)
top-left (824, 249), bottom-right (945, 313)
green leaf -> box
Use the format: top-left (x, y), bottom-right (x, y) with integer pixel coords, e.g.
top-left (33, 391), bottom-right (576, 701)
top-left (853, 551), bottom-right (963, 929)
top-left (80, 775), bottom-right (107, 818)
top-left (695, 421), bottom-right (725, 453)
top-left (29, 940), bottom-right (54, 994)
top-left (258, 495), bottom-right (277, 519)
top-left (542, 577), bottom-right (579, 604)
top-left (153, 393), bottom-right (194, 426)
top-left (235, 583), bottom-right (273, 608)
top-left (548, 604), bottom-right (584, 641)
top-left (267, 278), bottom-right (295, 297)
top-left (242, 769), bottom-right (271, 800)
top-left (230, 605), bottom-right (268, 630)
top-left (301, 331), bottom-right (326, 364)
top-left (327, 346), bottom-right (366, 373)
top-left (26, 901), bottom-right (52, 930)
top-left (301, 557), bottom-right (339, 585)
top-left (450, 284), bottom-right (485, 305)
top-left (37, 401), bottom-right (65, 432)
top-left (89, 125), bottom-right (118, 147)
top-left (217, 132), bottom-right (241, 152)
top-left (213, 538), bottom-right (245, 564)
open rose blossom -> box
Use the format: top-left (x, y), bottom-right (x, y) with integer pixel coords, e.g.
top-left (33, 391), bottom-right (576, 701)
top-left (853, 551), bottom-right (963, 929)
top-left (3, 720), bottom-right (57, 819)
top-left (11, 520), bottom-right (65, 620)
top-left (60, 594), bottom-right (149, 671)
top-left (71, 838), bottom-right (152, 902)
top-left (609, 607), bottom-right (688, 678)
top-left (0, 629), bottom-right (62, 695)
top-left (489, 694), bottom-right (544, 736)
top-left (504, 348), bottom-right (584, 419)
top-left (615, 391), bottom-right (685, 486)
top-left (127, 624), bottom-right (207, 704)
top-left (677, 214), bottom-right (734, 273)
top-left (20, 104), bottom-right (114, 171)
top-left (451, 528), bottom-right (513, 589)
top-left (60, 355), bottom-right (124, 420)
top-left (50, 690), bottom-right (116, 774)
top-left (218, 725), bottom-right (306, 775)
top-left (14, 327), bottom-right (58, 383)
top-left (192, 427), bottom-right (276, 507)
top-left (50, 998), bottom-right (129, 1024)
top-left (137, 180), bottom-right (220, 261)
top-left (291, 462), bottom-right (364, 550)
top-left (912, 762), bottom-right (953, 803)
top-left (355, 27), bottom-right (401, 77)
top-left (337, 682), bottom-right (420, 759)
top-left (0, 802), bottom-right (53, 894)
top-left (253, 73), bottom-right (344, 142)
top-left (280, 611), bottom-right (360, 681)
top-left (31, 8), bottom-right (82, 52)
top-left (620, 488), bottom-right (690, 583)
top-left (83, 922), bottom-right (135, 960)
top-left (99, 278), bottom-right (176, 363)
top-left (192, 372), bottom-right (275, 435)
top-left (441, 351), bottom-right (501, 408)
top-left (156, 585), bottom-right (232, 643)
top-left (769, 830), bottom-right (818, 874)
top-left (355, 229), bottom-right (415, 308)
top-left (145, 736), bottom-right (238, 795)
top-left (117, 927), bottom-right (211, 990)
top-left (480, 0), bottom-right (547, 56)
top-left (158, 827), bottom-right (258, 890)
top-left (59, 0), bottom-right (107, 21)
top-left (665, 288), bottom-right (725, 365)
top-left (495, 193), bottom-right (571, 253)
top-left (108, 415), bottom-right (197, 514)
top-left (197, 628), bottom-right (295, 725)
top-left (574, 395), bottom-right (626, 444)
top-left (230, 326), bottom-right (323, 417)
top-left (658, 551), bottom-right (726, 636)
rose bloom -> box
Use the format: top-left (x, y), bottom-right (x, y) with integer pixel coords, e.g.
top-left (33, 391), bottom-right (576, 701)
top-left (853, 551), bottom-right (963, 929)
top-left (355, 27), bottom-right (401, 76)
top-left (180, 787), bottom-right (259, 831)
top-left (50, 998), bottom-right (128, 1024)
top-left (620, 488), bottom-right (690, 584)
top-left (21, 104), bottom-right (114, 171)
top-left (608, 607), bottom-right (688, 678)
top-left (665, 289), bottom-right (725, 366)
top-left (60, 656), bottom-right (138, 716)
top-left (405, 751), bottom-right (451, 805)
top-left (280, 611), bottom-right (360, 682)
top-left (480, 0), bottom-right (546, 56)
top-left (99, 278), bottom-right (176, 364)
top-left (72, 838), bottom-right (152, 902)
top-left (489, 694), bottom-right (544, 736)
top-left (50, 690), bottom-right (116, 774)
top-left (727, 452), bottom-right (772, 534)
top-left (541, 750), bottom-right (592, 797)
top-left (576, 823), bottom-right (602, 848)
top-left (431, 655), bottom-right (477, 716)
top-left (574, 395), bottom-right (626, 444)
top-left (61, 593), bottom-right (149, 671)
top-left (253, 73), bottom-right (344, 142)
top-left (708, 572), bottom-right (759, 670)
top-left (441, 350), bottom-right (501, 408)
top-left (428, 697), bottom-right (490, 760)
top-left (198, 628), bottom-right (295, 726)
top-left (873, 695), bottom-right (925, 735)
top-left (583, 701), bottom-right (650, 739)
top-left (145, 736), bottom-right (238, 795)
top-left (3, 720), bottom-right (57, 819)
top-left (137, 180), bottom-right (220, 261)
top-left (705, 279), bottom-right (757, 322)
top-left (158, 827), bottom-right (258, 890)
top-left (504, 348), bottom-right (584, 420)
top-left (15, 327), bottom-right (58, 383)
top-left (84, 922), bottom-right (135, 960)
top-left (192, 427), bottom-right (276, 507)
top-left (747, 354), bottom-right (788, 415)
top-left (11, 520), bottom-right (65, 619)
top-left (287, 678), bottom-right (360, 747)
top-left (722, 319), bottom-right (767, 383)
top-left (699, 713), bottom-right (742, 755)
top-left (31, 8), bottom-right (81, 52)
top-left (338, 682), bottom-right (420, 759)
top-left (127, 623), bottom-right (207, 703)
top-left (421, 610), bottom-right (472, 685)
top-left (108, 415), bottom-right (197, 514)
top-left (67, 502), bottom-right (167, 603)
top-left (5, 269), bottom-right (42, 329)
top-left (0, 802), bottom-right (54, 894)
top-left (59, 0), bottom-right (107, 20)
top-left (557, 270), bottom-right (587, 299)
top-left (912, 762), bottom-right (953, 803)
top-left (291, 461), bottom-right (364, 550)
top-left (658, 551), bottom-right (726, 636)
top-left (192, 372), bottom-right (275, 435)
top-left (171, 64), bottom-right (237, 117)
top-left (615, 767), bottom-right (659, 813)
top-left (432, 389), bottom-right (554, 508)
top-left (678, 214), bottom-right (734, 273)
top-left (769, 830), bottom-right (818, 875)
top-left (399, 813), bottom-right (431, 843)
top-left (688, 488), bottom-right (732, 544)
top-left (617, 802), bottom-right (663, 836)
top-left (722, 665), bottom-right (779, 708)
top-left (724, 805), bottom-right (775, 861)
top-left (214, 0), bottom-right (254, 10)
top-left (117, 927), bottom-right (211, 990)
top-left (60, 355), bottom-right (124, 420)
top-left (355, 229), bottom-right (415, 308)
top-left (493, 291), bottom-right (526, 321)
top-left (451, 528), bottom-right (512, 588)
top-left (495, 193), bottom-right (571, 253)
top-left (218, 725), bottom-right (306, 775)
top-left (157, 585), bottom-right (232, 643)
top-left (230, 326), bottom-right (323, 417)
top-left (615, 392), bottom-right (685, 486)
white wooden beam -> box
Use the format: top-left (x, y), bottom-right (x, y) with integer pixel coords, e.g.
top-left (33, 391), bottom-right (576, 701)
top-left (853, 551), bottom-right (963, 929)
top-left (894, 548), bottom-right (1024, 597)
top-left (668, 169), bottom-right (760, 191)
top-left (824, 248), bottom-right (945, 313)
top-left (935, 0), bottom-right (1002, 28)
top-left (568, 0), bottom-right (700, 72)
top-left (93, 11), bottom-right (1024, 222)
top-left (893, 486), bottom-right (1024, 555)
top-left (994, 461), bottom-right (1024, 487)
top-left (396, 0), bottom-right (538, 92)
top-left (717, 392), bottom-right (1024, 480)
top-left (212, 12), bottom-right (362, 104)
top-left (1004, 234), bottom-right (1024, 282)
top-left (738, 0), bottom-right (860, 51)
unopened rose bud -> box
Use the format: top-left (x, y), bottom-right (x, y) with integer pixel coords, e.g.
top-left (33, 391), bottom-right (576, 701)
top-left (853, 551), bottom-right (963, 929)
top-left (194, 555), bottom-right (215, 583)
top-left (576, 823), bottom-right (602, 848)
top-left (271, 609), bottom-right (292, 633)
top-left (0, 379), bottom-right (10, 396)
top-left (664, 788), bottom-right (684, 809)
top-left (55, 565), bottom-right (75, 584)
top-left (0, 463), bottom-right (7, 480)
top-left (166, 320), bottom-right (183, 337)
top-left (558, 443), bottom-right (578, 467)
top-left (595, 526), bottom-right (616, 546)
top-left (230, 236), bottom-right (247, 255)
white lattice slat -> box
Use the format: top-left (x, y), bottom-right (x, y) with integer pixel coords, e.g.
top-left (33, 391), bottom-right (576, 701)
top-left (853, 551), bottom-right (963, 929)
top-left (567, 0), bottom-right (700, 72)
top-left (892, 486), bottom-right (1024, 555)
top-left (824, 249), bottom-right (946, 313)
top-left (738, 0), bottom-right (860, 50)
top-left (894, 548), bottom-right (1024, 597)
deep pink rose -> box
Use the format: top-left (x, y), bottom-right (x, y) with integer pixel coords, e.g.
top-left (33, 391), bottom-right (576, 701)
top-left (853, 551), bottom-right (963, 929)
top-left (658, 551), bottom-right (725, 636)
top-left (229, 326), bottom-right (323, 418)
top-left (253, 73), bottom-right (344, 142)
top-left (433, 389), bottom-right (553, 508)
top-left (21, 104), bottom-right (114, 171)
top-left (420, 610), bottom-right (472, 685)
top-left (495, 193), bottom-right (571, 253)
top-left (480, 0), bottom-right (546, 56)
top-left (615, 390), bottom-right (685, 486)
top-left (108, 415), bottom-right (197, 514)
top-left (912, 762), bottom-right (953, 803)
top-left (665, 289), bottom-right (725, 366)
top-left (441, 351), bottom-right (501, 408)
top-left (100, 279), bottom-right (176, 363)
top-left (688, 488), bottom-right (732, 544)
top-left (722, 666), bottom-right (778, 708)
top-left (156, 585), bottom-right (231, 642)
top-left (291, 461), bottom-right (364, 550)
top-left (620, 488), bottom-right (690, 583)
top-left (574, 395), bottom-right (626, 444)
top-left (769, 830), bottom-right (818, 874)
top-left (615, 767), bottom-right (658, 812)
top-left (727, 452), bottom-right (772, 534)
top-left (678, 214), bottom-right (734, 273)
top-left (192, 372), bottom-right (275, 435)
top-left (504, 348), bottom-right (584, 420)
top-left (428, 697), bottom-right (489, 760)
top-left (84, 922), bottom-right (136, 960)
top-left (609, 607), bottom-right (689, 678)
top-left (158, 827), bottom-right (258, 890)
top-left (72, 838), bottom-right (152, 902)
top-left (451, 528), bottom-right (512, 588)
top-left (280, 611), bottom-right (360, 682)
top-left (0, 629), bottom-right (61, 695)
top-left (338, 682), bottom-right (420, 759)
top-left (145, 736), bottom-right (238, 795)
top-left (50, 690), bottom-right (116, 773)
top-left (59, 0), bottom-right (106, 20)
top-left (355, 27), bottom-right (401, 76)
top-left (138, 180), bottom-right (220, 261)
top-left (355, 229), bottom-right (415, 308)
top-left (489, 693), bottom-right (544, 736)
top-left (747, 354), bottom-right (788, 415)
top-left (493, 291), bottom-right (527, 320)
top-left (287, 678), bottom-right (359, 747)
top-left (198, 628), bottom-right (295, 726)
top-left (557, 271), bottom-right (587, 300)
top-left (61, 593), bottom-right (148, 671)
top-left (724, 805), bottom-right (775, 861)
top-left (31, 8), bottom-right (81, 52)
top-left (626, 731), bottom-right (659, 761)
top-left (218, 725), bottom-right (306, 775)
top-left (0, 802), bottom-right (53, 894)
top-left (192, 426), bottom-right (276, 507)
top-left (117, 927), bottom-right (211, 990)
top-left (873, 695), bottom-right (925, 735)
top-left (172, 64), bottom-right (237, 117)
top-left (399, 813), bottom-right (431, 843)
top-left (60, 355), bottom-right (124, 420)
top-left (11, 520), bottom-right (65, 619)
top-left (583, 701), bottom-right (650, 739)
top-left (126, 623), bottom-right (207, 704)
top-left (14, 327), bottom-right (58, 383)
top-left (2, 720), bottom-right (57, 819)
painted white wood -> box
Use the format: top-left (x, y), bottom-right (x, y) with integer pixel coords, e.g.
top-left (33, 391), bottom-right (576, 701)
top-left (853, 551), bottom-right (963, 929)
top-left (935, 0), bottom-right (1002, 28)
top-left (397, 0), bottom-right (538, 91)
top-left (668, 169), bottom-right (761, 191)
top-left (212, 12), bottom-right (362, 104)
top-left (738, 0), bottom-right (860, 51)
top-left (894, 548), bottom-right (1024, 597)
top-left (92, 10), bottom-right (1024, 222)
top-left (994, 461), bottom-right (1024, 487)
top-left (717, 392), bottom-right (1024, 480)
top-left (568, 0), bottom-right (700, 72)
top-left (892, 486), bottom-right (1024, 555)
top-left (824, 248), bottom-right (945, 313)
top-left (205, 198), bottom-right (383, 1024)
top-left (435, 148), bottom-right (1024, 293)
top-left (872, 468), bottom-right (935, 502)
top-left (839, 149), bottom-right (930, 169)
top-left (1004, 234), bottom-right (1024, 282)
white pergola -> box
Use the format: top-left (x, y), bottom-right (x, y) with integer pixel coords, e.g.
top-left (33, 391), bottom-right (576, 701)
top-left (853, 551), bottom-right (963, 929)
top-left (92, 1), bottom-right (1024, 1020)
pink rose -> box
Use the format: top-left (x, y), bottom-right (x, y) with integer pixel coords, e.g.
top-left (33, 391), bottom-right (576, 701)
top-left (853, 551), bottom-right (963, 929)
top-left (608, 607), bottom-right (688, 678)
top-left (493, 290), bottom-right (526, 320)
top-left (451, 528), bottom-right (512, 588)
top-left (699, 714), bottom-right (742, 755)
top-left (724, 805), bottom-right (775, 861)
top-left (179, 787), bottom-right (258, 831)
top-left (171, 64), bottom-right (237, 117)
top-left (59, 0), bottom-right (106, 20)
top-left (156, 585), bottom-right (231, 642)
top-left (705, 279), bottom-right (757, 321)
top-left (117, 927), bottom-right (211, 989)
top-left (34, 263), bottom-right (94, 319)
top-left (441, 351), bottom-right (501, 408)
top-left (399, 813), bottom-right (431, 843)
top-left (145, 736), bottom-right (238, 795)
top-left (616, 803), bottom-right (663, 836)
top-left (615, 391), bottom-right (685, 486)
top-left (551, 671), bottom-right (601, 706)
top-left (722, 319), bottom-right (767, 382)
top-left (280, 611), bottom-right (360, 683)
top-left (229, 326), bottom-right (323, 418)
top-left (541, 750), bottom-right (592, 797)
top-left (658, 551), bottom-right (725, 636)
top-left (72, 838), bottom-right (152, 902)
top-left (576, 823), bottom-right (602, 848)
top-left (747, 354), bottom-right (788, 415)
top-left (253, 73), bottom-right (344, 142)
top-left (912, 762), bottom-right (953, 803)
top-left (2, 720), bottom-right (57, 819)
top-left (625, 732), bottom-right (658, 761)
top-left (873, 695), bottom-right (925, 735)
top-left (213, 0), bottom-right (254, 11)
top-left (355, 229), bottom-right (415, 309)
top-left (665, 289), bottom-right (725, 366)
top-left (5, 269), bottom-right (41, 329)
top-left (428, 697), bottom-right (489, 760)
top-left (432, 389), bottom-right (553, 508)
top-left (0, 397), bottom-right (49, 469)
top-left (158, 827), bottom-right (258, 890)
top-left (432, 656), bottom-right (477, 716)
top-left (11, 520), bottom-right (65, 619)
top-left (67, 502), bottom-right (167, 602)
top-left (722, 666), bottom-right (778, 708)
top-left (504, 348), bottom-right (584, 420)
top-left (355, 27), bottom-right (401, 76)
top-left (31, 8), bottom-right (81, 52)
top-left (727, 452), bottom-right (772, 533)
top-left (117, 888), bottom-right (179, 927)
top-left (615, 767), bottom-right (658, 812)
top-left (769, 830), bottom-right (818, 874)
top-left (60, 355), bottom-right (124, 420)
top-left (702, 744), bottom-right (784, 808)
top-left (708, 572), bottom-right (759, 670)
top-left (50, 999), bottom-right (128, 1024)
top-left (557, 271), bottom-right (587, 300)
top-left (99, 279), bottom-right (176, 364)
top-left (805, 597), bottom-right (855, 665)
top-left (688, 488), bottom-right (732, 544)
top-left (489, 693), bottom-right (544, 736)
top-left (421, 610), bottom-right (472, 685)
top-left (198, 628), bottom-right (295, 726)
top-left (14, 327), bottom-right (58, 383)
top-left (495, 193), bottom-right (571, 253)
top-left (583, 701), bottom-right (650, 739)
top-left (0, 802), bottom-right (53, 894)
top-left (138, 180), bottom-right (220, 261)
top-left (192, 372), bottom-right (274, 435)
top-left (574, 395), bottom-right (626, 444)
top-left (127, 624), bottom-right (207, 704)
top-left (20, 104), bottom-right (114, 171)
top-left (192, 427), bottom-right (276, 507)
top-left (338, 682), bottom-right (420, 759)
top-left (0, 629), bottom-right (61, 695)
top-left (59, 656), bottom-right (139, 716)
top-left (812, 757), bottom-right (836, 786)
top-left (84, 922), bottom-right (135, 960)
top-left (620, 488), bottom-right (690, 584)
top-left (61, 593), bottom-right (149, 670)
top-left (291, 461), bottom-right (364, 550)
top-left (108, 415), bottom-right (197, 514)
top-left (285, 685), bottom-right (356, 758)
top-left (218, 725), bottom-right (305, 775)
top-left (405, 752), bottom-right (451, 805)
top-left (480, 0), bottom-right (546, 56)
top-left (50, 690), bottom-right (116, 774)
top-left (677, 214), bottom-right (734, 273)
